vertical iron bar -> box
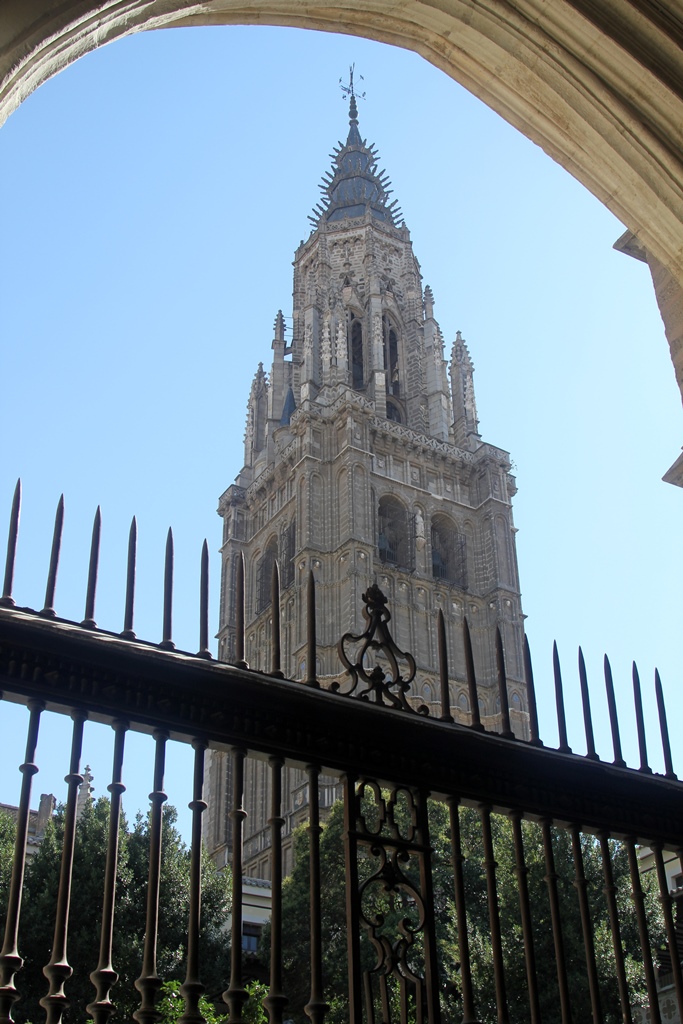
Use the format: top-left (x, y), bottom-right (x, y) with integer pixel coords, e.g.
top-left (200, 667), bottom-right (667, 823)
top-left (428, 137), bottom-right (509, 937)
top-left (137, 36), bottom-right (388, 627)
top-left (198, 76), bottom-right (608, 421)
top-left (540, 819), bottom-right (572, 1024)
top-left (87, 721), bottom-right (127, 1024)
top-left (343, 775), bottom-right (362, 1024)
top-left (0, 699), bottom-right (44, 1024)
top-left (223, 747), bottom-right (248, 1023)
top-left (632, 663), bottom-right (651, 772)
top-left (416, 791), bottom-right (441, 1024)
top-left (234, 552), bottom-right (247, 668)
top-left (577, 648), bottom-right (598, 759)
top-left (522, 635), bottom-right (542, 745)
top-left (363, 972), bottom-right (375, 1024)
top-left (122, 516), bottom-right (137, 639)
top-left (400, 975), bottom-right (408, 1024)
top-left (40, 494), bottom-right (64, 618)
top-left (306, 571), bottom-right (319, 687)
top-left (379, 976), bottom-right (391, 1024)
top-left (305, 765), bottom-right (328, 1024)
top-left (495, 627), bottom-right (513, 739)
top-left (651, 843), bottom-right (683, 1016)
top-left (654, 670), bottom-right (676, 779)
top-left (415, 978), bottom-right (424, 1024)
top-left (160, 528), bottom-right (175, 650)
top-left (40, 710), bottom-right (87, 1024)
top-left (264, 758), bottom-right (287, 1024)
top-left (624, 838), bottom-right (661, 1023)
top-left (479, 804), bottom-right (509, 1024)
top-left (437, 610), bottom-right (453, 722)
top-left (604, 656), bottom-right (626, 767)
top-left (552, 642), bottom-right (571, 753)
top-left (463, 619), bottom-right (482, 730)
top-left (133, 730), bottom-right (169, 1024)
top-left (179, 738), bottom-right (208, 1024)
top-left (270, 560), bottom-right (284, 677)
top-left (569, 825), bottom-right (603, 1023)
top-left (81, 506), bottom-right (101, 628)
top-left (197, 540), bottom-right (211, 659)
top-left (447, 797), bottom-right (477, 1024)
top-left (0, 479), bottom-right (20, 607)
top-left (509, 813), bottom-right (541, 1024)
top-left (597, 834), bottom-right (632, 1024)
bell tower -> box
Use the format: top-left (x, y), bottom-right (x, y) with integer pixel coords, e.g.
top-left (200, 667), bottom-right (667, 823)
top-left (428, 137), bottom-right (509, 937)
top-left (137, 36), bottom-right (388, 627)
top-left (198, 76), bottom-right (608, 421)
top-left (205, 85), bottom-right (527, 878)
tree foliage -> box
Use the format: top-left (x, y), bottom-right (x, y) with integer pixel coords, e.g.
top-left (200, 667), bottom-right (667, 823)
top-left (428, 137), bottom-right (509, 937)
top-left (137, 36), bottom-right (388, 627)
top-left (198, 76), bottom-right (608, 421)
top-left (267, 798), bottom-right (664, 1024)
top-left (0, 798), bottom-right (232, 1024)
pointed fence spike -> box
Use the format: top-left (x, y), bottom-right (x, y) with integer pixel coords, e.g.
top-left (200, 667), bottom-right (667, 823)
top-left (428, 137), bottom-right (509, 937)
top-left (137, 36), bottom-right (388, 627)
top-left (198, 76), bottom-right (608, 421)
top-left (552, 641), bottom-right (572, 753)
top-left (463, 618), bottom-right (483, 731)
top-left (233, 551), bottom-right (248, 668)
top-left (160, 527), bottom-right (175, 650)
top-left (122, 516), bottom-right (137, 639)
top-left (632, 661), bottom-right (651, 773)
top-left (81, 506), bottom-right (101, 628)
top-left (437, 609), bottom-right (453, 722)
top-left (495, 627), bottom-right (514, 739)
top-left (1, 479), bottom-right (21, 607)
top-left (270, 560), bottom-right (284, 677)
top-left (306, 570), bottom-right (319, 688)
top-left (654, 669), bottom-right (676, 779)
top-left (578, 647), bottom-right (598, 759)
top-left (40, 495), bottom-right (64, 619)
top-left (522, 634), bottom-right (542, 745)
top-left (197, 539), bottom-right (211, 659)
top-left (603, 654), bottom-right (626, 767)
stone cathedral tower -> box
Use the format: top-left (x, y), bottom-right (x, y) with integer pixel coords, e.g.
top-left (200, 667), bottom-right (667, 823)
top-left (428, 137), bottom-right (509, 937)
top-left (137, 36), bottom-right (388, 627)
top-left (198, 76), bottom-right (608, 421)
top-left (204, 92), bottom-right (528, 879)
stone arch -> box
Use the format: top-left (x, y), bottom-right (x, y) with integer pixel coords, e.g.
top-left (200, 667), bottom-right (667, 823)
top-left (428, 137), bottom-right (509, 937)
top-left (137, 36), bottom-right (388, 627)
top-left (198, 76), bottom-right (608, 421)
top-left (377, 493), bottom-right (412, 570)
top-left (431, 512), bottom-right (466, 588)
top-left (3, 5), bottom-right (683, 312)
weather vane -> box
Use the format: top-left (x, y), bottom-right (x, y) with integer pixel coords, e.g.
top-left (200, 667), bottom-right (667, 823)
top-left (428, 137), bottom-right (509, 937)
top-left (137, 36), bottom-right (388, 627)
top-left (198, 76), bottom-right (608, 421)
top-left (340, 64), bottom-right (365, 103)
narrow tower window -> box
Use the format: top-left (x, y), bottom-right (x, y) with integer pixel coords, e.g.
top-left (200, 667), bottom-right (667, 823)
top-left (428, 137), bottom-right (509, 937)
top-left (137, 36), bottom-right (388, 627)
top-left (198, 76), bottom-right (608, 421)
top-left (383, 315), bottom-right (400, 397)
top-left (256, 536), bottom-right (278, 613)
top-left (350, 318), bottom-right (364, 389)
top-left (280, 519), bottom-right (296, 589)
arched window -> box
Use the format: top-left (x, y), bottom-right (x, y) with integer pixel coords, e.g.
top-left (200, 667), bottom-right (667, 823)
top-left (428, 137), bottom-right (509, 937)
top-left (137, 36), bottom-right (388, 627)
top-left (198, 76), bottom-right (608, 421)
top-left (377, 496), bottom-right (413, 569)
top-left (256, 536), bottom-right (278, 613)
top-left (383, 315), bottom-right (400, 396)
top-left (350, 317), bottom-right (364, 389)
top-left (431, 515), bottom-right (467, 588)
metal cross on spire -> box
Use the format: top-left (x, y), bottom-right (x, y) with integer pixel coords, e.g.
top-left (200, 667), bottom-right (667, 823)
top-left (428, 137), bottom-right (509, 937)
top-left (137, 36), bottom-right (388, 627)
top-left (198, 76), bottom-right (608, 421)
top-left (340, 64), bottom-right (365, 104)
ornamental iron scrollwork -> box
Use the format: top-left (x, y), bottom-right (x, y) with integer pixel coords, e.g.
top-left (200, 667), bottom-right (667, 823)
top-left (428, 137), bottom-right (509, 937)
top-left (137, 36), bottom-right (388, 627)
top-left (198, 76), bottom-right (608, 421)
top-left (345, 779), bottom-right (441, 1024)
top-left (334, 585), bottom-right (425, 712)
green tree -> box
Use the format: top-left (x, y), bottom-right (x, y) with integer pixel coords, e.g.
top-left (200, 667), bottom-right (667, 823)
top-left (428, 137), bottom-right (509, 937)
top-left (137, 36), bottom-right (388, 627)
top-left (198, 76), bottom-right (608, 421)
top-left (4, 798), bottom-right (231, 1024)
top-left (0, 809), bottom-right (16, 917)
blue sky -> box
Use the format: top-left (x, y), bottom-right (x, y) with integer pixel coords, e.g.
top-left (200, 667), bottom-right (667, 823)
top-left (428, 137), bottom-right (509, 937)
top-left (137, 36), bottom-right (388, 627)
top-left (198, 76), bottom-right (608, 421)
top-left (1, 26), bottom-right (681, 833)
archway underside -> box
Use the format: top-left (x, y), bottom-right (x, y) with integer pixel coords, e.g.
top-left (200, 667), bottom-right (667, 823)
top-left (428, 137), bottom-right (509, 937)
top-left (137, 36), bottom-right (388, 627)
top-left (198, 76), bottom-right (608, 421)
top-left (3, 0), bottom-right (683, 408)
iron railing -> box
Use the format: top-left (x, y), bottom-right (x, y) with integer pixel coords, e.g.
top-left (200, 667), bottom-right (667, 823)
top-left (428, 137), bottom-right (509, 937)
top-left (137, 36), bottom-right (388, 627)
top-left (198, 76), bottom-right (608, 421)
top-left (0, 480), bottom-right (681, 1024)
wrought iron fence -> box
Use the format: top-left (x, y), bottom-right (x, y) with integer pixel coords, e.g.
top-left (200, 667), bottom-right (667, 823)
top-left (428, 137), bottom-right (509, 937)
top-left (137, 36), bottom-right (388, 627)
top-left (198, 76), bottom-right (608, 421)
top-left (0, 480), bottom-right (681, 1024)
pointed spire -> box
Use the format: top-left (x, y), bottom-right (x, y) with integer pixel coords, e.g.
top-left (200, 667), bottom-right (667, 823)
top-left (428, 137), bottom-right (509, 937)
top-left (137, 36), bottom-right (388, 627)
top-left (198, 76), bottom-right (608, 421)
top-left (424, 285), bottom-right (435, 320)
top-left (274, 310), bottom-right (285, 343)
top-left (280, 387), bottom-right (296, 426)
top-left (450, 332), bottom-right (480, 448)
top-left (77, 765), bottom-right (94, 820)
top-left (309, 77), bottom-right (400, 229)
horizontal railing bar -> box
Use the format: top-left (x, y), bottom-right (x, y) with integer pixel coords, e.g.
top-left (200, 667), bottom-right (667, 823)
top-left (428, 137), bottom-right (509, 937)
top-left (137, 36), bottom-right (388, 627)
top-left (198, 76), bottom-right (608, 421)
top-left (1, 606), bottom-right (681, 849)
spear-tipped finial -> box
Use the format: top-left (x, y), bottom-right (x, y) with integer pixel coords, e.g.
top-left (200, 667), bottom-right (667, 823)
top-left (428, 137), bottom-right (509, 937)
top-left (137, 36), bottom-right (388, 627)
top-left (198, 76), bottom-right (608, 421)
top-left (340, 64), bottom-right (365, 123)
